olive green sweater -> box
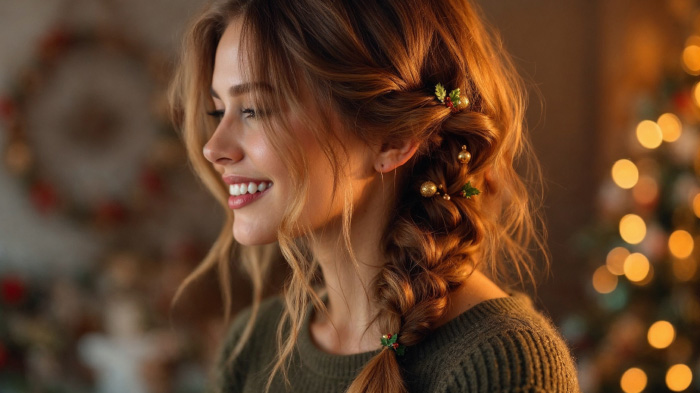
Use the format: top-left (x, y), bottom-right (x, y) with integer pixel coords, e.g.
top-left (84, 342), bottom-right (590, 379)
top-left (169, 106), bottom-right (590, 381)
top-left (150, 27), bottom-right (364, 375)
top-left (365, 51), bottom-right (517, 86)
top-left (216, 292), bottom-right (580, 392)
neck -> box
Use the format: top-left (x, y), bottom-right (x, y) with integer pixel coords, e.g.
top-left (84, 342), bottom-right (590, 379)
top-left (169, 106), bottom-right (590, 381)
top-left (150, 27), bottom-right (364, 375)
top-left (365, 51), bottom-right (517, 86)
top-left (307, 174), bottom-right (393, 353)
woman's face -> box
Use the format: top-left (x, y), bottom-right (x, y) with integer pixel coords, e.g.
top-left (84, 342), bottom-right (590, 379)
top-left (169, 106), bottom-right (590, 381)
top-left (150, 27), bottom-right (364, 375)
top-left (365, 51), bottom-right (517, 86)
top-left (204, 19), bottom-right (377, 245)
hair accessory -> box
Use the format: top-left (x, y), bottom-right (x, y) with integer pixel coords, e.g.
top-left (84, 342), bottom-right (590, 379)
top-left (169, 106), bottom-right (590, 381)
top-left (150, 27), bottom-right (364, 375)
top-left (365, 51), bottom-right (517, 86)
top-left (419, 144), bottom-right (480, 200)
top-left (435, 83), bottom-right (469, 113)
top-left (457, 145), bottom-right (471, 164)
top-left (381, 333), bottom-right (406, 356)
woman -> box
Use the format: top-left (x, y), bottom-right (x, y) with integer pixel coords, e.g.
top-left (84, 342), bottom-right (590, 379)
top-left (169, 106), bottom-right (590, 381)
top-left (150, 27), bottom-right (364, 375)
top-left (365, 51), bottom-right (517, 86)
top-left (170, 0), bottom-right (580, 392)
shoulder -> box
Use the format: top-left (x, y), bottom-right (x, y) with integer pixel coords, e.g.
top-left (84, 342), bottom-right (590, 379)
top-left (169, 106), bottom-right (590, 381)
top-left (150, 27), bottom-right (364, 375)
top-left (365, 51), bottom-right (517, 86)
top-left (404, 292), bottom-right (581, 393)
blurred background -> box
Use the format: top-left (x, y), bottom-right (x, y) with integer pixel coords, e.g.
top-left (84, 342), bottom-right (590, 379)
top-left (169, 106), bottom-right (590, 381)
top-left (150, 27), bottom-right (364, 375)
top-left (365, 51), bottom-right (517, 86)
top-left (0, 0), bottom-right (698, 392)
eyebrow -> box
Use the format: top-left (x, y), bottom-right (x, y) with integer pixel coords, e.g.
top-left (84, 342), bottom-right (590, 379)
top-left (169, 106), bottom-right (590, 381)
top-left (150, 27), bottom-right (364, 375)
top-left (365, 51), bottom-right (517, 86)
top-left (210, 82), bottom-right (273, 99)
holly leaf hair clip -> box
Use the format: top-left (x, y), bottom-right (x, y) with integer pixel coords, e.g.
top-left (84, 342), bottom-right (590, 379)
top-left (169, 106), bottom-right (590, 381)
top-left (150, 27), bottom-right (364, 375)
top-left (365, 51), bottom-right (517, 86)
top-left (381, 333), bottom-right (406, 356)
top-left (461, 181), bottom-right (480, 198)
top-left (435, 83), bottom-right (447, 103)
top-left (435, 83), bottom-right (468, 112)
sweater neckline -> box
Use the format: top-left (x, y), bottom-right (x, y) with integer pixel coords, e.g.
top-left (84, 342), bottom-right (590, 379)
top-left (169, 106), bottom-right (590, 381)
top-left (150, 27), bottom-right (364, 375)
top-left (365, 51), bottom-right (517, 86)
top-left (296, 291), bottom-right (533, 379)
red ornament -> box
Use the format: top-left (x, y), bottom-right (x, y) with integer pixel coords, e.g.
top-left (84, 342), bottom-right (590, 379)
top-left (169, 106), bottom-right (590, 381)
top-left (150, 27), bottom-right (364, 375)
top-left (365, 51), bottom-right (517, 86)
top-left (0, 276), bottom-right (26, 306)
top-left (30, 180), bottom-right (59, 214)
top-left (39, 28), bottom-right (71, 62)
top-left (0, 97), bottom-right (16, 122)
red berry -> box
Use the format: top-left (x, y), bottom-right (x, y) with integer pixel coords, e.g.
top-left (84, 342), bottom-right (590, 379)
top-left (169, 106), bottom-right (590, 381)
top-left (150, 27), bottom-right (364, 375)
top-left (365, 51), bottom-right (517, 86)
top-left (392, 343), bottom-right (399, 350)
top-left (387, 334), bottom-right (392, 339)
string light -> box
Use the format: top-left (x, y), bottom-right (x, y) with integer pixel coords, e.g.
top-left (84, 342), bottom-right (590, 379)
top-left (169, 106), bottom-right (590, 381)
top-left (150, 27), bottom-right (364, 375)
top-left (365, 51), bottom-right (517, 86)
top-left (669, 230), bottom-right (694, 259)
top-left (672, 258), bottom-right (698, 281)
top-left (632, 175), bottom-right (658, 206)
top-left (592, 265), bottom-right (618, 294)
top-left (636, 120), bottom-right (663, 149)
top-left (666, 364), bottom-right (693, 392)
top-left (647, 320), bottom-right (675, 349)
top-left (619, 214), bottom-right (646, 244)
top-left (683, 36), bottom-right (700, 75)
top-left (692, 82), bottom-right (700, 108)
top-left (611, 159), bottom-right (639, 189)
top-left (624, 253), bottom-right (651, 283)
top-left (692, 193), bottom-right (700, 218)
top-left (657, 113), bottom-right (682, 142)
top-left (621, 367), bottom-right (647, 393)
top-left (606, 247), bottom-right (630, 276)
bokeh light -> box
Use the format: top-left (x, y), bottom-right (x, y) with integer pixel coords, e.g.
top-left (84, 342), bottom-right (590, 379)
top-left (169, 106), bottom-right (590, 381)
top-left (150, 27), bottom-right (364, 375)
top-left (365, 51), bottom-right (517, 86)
top-left (693, 193), bottom-right (700, 218)
top-left (669, 230), bottom-right (694, 259)
top-left (624, 253), bottom-right (650, 283)
top-left (647, 320), bottom-right (675, 349)
top-left (632, 175), bottom-right (658, 206)
top-left (672, 258), bottom-right (698, 281)
top-left (657, 113), bottom-right (682, 142)
top-left (611, 159), bottom-right (639, 189)
top-left (606, 247), bottom-right (630, 276)
top-left (592, 266), bottom-right (618, 294)
top-left (693, 82), bottom-right (700, 108)
top-left (683, 44), bottom-right (700, 75)
top-left (619, 214), bottom-right (646, 245)
top-left (636, 120), bottom-right (663, 149)
top-left (666, 364), bottom-right (693, 392)
top-left (621, 367), bottom-right (647, 393)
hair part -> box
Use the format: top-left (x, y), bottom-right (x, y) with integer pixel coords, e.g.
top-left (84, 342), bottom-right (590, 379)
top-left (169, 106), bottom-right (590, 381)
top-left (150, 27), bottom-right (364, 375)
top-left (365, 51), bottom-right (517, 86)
top-left (169, 0), bottom-right (548, 392)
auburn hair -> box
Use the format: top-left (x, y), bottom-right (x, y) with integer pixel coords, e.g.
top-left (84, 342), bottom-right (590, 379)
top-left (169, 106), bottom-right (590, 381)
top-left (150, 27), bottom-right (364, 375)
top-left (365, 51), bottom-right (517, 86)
top-left (169, 0), bottom-right (547, 392)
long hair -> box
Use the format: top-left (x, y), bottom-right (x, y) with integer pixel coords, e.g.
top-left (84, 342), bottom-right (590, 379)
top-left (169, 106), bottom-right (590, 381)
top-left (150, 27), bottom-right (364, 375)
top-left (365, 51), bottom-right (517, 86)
top-left (169, 0), bottom-right (548, 392)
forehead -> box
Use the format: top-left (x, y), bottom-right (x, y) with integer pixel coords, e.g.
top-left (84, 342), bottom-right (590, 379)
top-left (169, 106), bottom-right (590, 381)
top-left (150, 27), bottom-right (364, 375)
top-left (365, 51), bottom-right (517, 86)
top-left (212, 19), bottom-right (248, 94)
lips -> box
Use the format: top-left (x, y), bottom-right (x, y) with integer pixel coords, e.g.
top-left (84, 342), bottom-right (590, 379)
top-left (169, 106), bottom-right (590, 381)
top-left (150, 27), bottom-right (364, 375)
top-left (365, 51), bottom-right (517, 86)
top-left (223, 175), bottom-right (273, 209)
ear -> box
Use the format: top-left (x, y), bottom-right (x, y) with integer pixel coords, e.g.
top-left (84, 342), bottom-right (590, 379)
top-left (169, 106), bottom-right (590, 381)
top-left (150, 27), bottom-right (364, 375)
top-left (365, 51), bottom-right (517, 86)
top-left (373, 140), bottom-right (420, 173)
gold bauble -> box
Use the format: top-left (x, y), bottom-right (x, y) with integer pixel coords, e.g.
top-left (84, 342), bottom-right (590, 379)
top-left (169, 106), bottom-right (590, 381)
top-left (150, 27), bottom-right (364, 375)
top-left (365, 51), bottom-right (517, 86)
top-left (420, 181), bottom-right (438, 197)
top-left (458, 146), bottom-right (471, 164)
top-left (458, 97), bottom-right (469, 110)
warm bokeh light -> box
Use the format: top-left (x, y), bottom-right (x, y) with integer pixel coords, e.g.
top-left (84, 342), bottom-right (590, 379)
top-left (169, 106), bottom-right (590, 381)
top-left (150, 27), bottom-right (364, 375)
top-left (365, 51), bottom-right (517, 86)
top-left (693, 194), bottom-right (700, 219)
top-left (648, 320), bottom-right (675, 349)
top-left (624, 253), bottom-right (650, 283)
top-left (683, 44), bottom-right (700, 75)
top-left (666, 364), bottom-right (693, 392)
top-left (693, 82), bottom-right (700, 108)
top-left (657, 113), bottom-right (682, 142)
top-left (669, 230), bottom-right (694, 259)
top-left (606, 247), bottom-right (630, 276)
top-left (620, 214), bottom-right (646, 245)
top-left (621, 367), bottom-right (647, 393)
top-left (636, 120), bottom-right (663, 149)
top-left (611, 159), bottom-right (639, 189)
top-left (673, 258), bottom-right (698, 281)
top-left (632, 175), bottom-right (658, 206)
top-left (592, 266), bottom-right (618, 294)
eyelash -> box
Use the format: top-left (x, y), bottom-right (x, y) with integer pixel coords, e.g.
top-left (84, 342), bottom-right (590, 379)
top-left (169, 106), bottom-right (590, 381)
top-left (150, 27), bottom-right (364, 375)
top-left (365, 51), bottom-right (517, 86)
top-left (206, 108), bottom-right (257, 120)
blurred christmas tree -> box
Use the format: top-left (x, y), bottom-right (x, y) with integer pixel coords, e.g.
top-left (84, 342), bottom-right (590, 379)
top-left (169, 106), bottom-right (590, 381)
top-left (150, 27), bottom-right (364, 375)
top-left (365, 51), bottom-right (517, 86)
top-left (567, 7), bottom-right (700, 393)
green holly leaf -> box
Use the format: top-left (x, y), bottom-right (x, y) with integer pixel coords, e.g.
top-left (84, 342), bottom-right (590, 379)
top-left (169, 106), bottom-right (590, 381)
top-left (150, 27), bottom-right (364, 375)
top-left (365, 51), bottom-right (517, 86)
top-left (435, 83), bottom-right (446, 103)
top-left (396, 345), bottom-right (406, 356)
top-left (388, 334), bottom-right (397, 345)
top-left (461, 181), bottom-right (480, 198)
top-left (381, 337), bottom-right (388, 347)
top-left (449, 88), bottom-right (461, 106)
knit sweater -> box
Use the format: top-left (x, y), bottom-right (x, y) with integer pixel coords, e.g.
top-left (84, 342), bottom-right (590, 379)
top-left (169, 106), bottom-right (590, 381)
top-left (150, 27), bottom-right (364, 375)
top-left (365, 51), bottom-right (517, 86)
top-left (216, 292), bottom-right (580, 392)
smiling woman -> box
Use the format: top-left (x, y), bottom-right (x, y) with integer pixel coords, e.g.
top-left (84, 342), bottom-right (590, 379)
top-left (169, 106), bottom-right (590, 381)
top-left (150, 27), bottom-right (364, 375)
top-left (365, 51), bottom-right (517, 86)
top-left (169, 0), bottom-right (580, 392)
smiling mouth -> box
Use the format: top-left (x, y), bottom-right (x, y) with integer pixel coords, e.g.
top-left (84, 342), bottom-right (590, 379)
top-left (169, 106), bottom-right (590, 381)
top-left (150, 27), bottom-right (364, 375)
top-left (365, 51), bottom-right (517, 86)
top-left (229, 181), bottom-right (273, 196)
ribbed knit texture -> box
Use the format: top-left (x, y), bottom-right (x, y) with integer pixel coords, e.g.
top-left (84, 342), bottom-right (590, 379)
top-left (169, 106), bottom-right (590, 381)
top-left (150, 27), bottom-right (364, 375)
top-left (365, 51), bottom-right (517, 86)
top-left (216, 292), bottom-right (581, 392)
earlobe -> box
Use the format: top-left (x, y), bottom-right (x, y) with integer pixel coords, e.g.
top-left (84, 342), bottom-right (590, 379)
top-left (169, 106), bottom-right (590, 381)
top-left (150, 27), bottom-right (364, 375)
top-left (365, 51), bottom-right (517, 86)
top-left (374, 141), bottom-right (420, 173)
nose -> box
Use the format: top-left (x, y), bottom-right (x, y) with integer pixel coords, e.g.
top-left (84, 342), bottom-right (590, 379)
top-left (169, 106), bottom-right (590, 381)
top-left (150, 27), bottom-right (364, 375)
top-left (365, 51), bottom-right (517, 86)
top-left (203, 122), bottom-right (243, 166)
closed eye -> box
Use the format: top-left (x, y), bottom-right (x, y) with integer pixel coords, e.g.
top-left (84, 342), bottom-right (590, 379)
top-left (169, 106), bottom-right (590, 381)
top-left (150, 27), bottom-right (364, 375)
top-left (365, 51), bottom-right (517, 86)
top-left (241, 108), bottom-right (256, 119)
top-left (206, 109), bottom-right (225, 121)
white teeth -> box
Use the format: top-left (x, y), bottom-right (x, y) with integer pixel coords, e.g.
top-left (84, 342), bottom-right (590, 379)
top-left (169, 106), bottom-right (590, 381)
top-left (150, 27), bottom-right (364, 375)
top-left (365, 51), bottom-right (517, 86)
top-left (229, 181), bottom-right (273, 196)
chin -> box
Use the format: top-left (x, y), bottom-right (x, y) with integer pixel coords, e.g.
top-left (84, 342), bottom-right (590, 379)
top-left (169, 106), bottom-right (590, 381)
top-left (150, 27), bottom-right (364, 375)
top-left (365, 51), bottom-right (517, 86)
top-left (232, 223), bottom-right (279, 246)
